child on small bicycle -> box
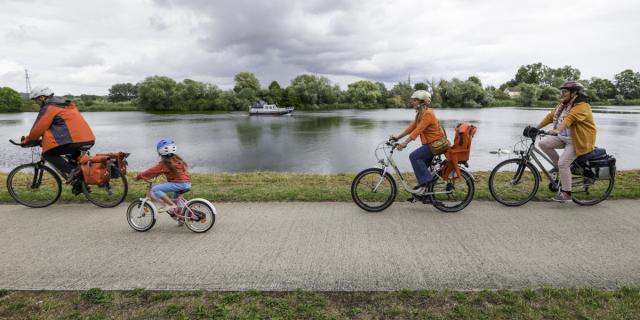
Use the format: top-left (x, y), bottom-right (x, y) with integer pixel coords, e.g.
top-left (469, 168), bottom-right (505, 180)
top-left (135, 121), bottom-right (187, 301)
top-left (135, 139), bottom-right (191, 215)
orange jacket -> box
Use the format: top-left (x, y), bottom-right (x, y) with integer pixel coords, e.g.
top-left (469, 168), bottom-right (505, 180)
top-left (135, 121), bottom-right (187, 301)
top-left (136, 158), bottom-right (191, 183)
top-left (24, 99), bottom-right (95, 152)
top-left (401, 108), bottom-right (445, 145)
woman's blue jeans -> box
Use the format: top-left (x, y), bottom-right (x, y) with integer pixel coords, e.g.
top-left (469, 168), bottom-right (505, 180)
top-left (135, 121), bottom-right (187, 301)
top-left (409, 144), bottom-right (434, 186)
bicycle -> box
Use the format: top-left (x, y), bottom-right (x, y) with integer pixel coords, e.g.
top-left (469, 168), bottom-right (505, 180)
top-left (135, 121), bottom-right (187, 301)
top-left (126, 180), bottom-right (217, 233)
top-left (351, 138), bottom-right (475, 213)
top-left (488, 128), bottom-right (616, 206)
top-left (6, 138), bottom-right (128, 208)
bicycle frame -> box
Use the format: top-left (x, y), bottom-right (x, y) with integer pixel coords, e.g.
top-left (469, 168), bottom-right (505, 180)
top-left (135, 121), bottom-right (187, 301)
top-left (138, 181), bottom-right (218, 221)
top-left (516, 137), bottom-right (558, 185)
top-left (373, 141), bottom-right (471, 196)
top-left (512, 133), bottom-right (594, 190)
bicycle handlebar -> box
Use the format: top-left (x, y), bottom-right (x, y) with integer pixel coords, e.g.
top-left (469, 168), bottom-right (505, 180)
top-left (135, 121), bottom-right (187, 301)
top-left (9, 137), bottom-right (41, 147)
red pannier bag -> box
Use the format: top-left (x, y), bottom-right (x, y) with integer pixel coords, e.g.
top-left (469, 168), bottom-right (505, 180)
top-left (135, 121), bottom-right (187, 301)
top-left (79, 155), bottom-right (111, 185)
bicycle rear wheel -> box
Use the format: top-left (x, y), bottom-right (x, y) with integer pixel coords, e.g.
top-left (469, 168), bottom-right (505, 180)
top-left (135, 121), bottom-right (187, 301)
top-left (429, 169), bottom-right (475, 212)
top-left (7, 163), bottom-right (61, 208)
top-left (571, 174), bottom-right (615, 206)
top-left (126, 200), bottom-right (156, 232)
top-left (82, 164), bottom-right (128, 208)
top-left (489, 159), bottom-right (540, 206)
top-left (183, 200), bottom-right (216, 233)
top-left (351, 168), bottom-right (397, 212)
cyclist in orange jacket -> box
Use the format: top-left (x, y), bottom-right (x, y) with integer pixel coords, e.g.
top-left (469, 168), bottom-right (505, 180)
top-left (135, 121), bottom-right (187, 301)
top-left (22, 87), bottom-right (95, 188)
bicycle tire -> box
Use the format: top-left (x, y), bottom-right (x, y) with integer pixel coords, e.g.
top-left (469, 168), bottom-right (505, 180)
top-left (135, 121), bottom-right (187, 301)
top-left (429, 169), bottom-right (475, 213)
top-left (183, 200), bottom-right (216, 233)
top-left (351, 168), bottom-right (397, 212)
top-left (7, 163), bottom-right (61, 208)
top-left (126, 200), bottom-right (156, 232)
top-left (82, 164), bottom-right (128, 208)
top-left (489, 158), bottom-right (540, 206)
top-left (571, 173), bottom-right (615, 206)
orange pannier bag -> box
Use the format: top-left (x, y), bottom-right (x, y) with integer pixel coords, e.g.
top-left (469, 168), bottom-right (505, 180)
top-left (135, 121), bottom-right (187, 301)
top-left (79, 155), bottom-right (111, 185)
top-left (442, 122), bottom-right (477, 180)
top-left (96, 152), bottom-right (130, 176)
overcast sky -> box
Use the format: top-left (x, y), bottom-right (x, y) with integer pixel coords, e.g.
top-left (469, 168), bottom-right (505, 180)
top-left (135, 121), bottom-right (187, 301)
top-left (1, 0), bottom-right (639, 95)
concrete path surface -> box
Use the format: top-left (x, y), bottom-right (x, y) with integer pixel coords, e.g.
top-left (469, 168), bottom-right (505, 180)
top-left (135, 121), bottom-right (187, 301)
top-left (1, 200), bottom-right (639, 290)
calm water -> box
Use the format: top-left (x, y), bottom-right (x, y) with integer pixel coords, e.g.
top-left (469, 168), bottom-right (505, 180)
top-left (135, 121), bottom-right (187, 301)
top-left (1, 107), bottom-right (639, 173)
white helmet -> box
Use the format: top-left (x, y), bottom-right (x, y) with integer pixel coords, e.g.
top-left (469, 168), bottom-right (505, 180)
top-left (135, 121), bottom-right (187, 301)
top-left (410, 90), bottom-right (431, 104)
top-left (156, 139), bottom-right (177, 156)
top-left (29, 86), bottom-right (54, 99)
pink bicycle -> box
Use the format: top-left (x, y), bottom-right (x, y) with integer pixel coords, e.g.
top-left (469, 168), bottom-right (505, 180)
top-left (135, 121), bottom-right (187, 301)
top-left (126, 180), bottom-right (217, 233)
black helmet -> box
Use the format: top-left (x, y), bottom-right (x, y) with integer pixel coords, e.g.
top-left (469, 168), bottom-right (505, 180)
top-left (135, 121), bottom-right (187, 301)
top-left (559, 81), bottom-right (584, 93)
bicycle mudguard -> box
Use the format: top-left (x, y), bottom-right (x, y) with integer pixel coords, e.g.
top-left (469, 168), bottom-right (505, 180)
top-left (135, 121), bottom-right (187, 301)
top-left (140, 198), bottom-right (160, 219)
top-left (186, 198), bottom-right (218, 217)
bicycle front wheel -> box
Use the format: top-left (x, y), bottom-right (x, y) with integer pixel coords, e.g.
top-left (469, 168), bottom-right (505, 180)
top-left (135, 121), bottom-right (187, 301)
top-left (82, 164), bottom-right (128, 208)
top-left (183, 200), bottom-right (216, 233)
top-left (351, 168), bottom-right (397, 212)
top-left (571, 174), bottom-right (615, 206)
top-left (126, 200), bottom-right (156, 232)
top-left (7, 163), bottom-right (61, 208)
top-left (429, 169), bottom-right (475, 213)
top-left (489, 159), bottom-right (540, 206)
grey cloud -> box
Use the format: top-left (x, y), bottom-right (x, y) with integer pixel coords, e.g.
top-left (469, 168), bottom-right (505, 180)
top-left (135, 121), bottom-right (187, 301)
top-left (149, 14), bottom-right (169, 31)
top-left (65, 51), bottom-right (105, 68)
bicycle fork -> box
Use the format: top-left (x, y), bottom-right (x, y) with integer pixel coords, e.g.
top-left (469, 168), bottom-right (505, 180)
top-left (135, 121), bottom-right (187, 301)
top-left (30, 164), bottom-right (44, 189)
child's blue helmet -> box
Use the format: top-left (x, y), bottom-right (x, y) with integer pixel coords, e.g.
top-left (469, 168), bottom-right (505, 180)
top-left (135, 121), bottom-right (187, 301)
top-left (156, 139), bottom-right (177, 156)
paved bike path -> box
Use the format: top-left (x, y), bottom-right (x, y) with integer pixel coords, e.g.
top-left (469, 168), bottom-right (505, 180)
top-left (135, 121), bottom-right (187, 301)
top-left (1, 201), bottom-right (639, 291)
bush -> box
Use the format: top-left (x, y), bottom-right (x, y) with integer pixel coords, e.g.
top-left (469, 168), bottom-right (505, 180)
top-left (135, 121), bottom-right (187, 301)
top-left (0, 87), bottom-right (23, 112)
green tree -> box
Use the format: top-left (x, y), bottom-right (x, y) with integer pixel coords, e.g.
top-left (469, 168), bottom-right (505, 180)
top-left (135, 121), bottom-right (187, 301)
top-left (0, 87), bottom-right (22, 112)
top-left (345, 80), bottom-right (384, 108)
top-left (108, 83), bottom-right (137, 102)
top-left (135, 76), bottom-right (178, 111)
top-left (287, 74), bottom-right (340, 109)
top-left (614, 69), bottom-right (640, 99)
top-left (513, 63), bottom-right (552, 85)
top-left (549, 65), bottom-right (581, 84)
top-left (486, 86), bottom-right (511, 100)
top-left (174, 79), bottom-right (222, 111)
top-left (233, 72), bottom-right (261, 93)
top-left (439, 79), bottom-right (493, 108)
top-left (413, 82), bottom-right (429, 90)
top-left (467, 76), bottom-right (482, 87)
top-left (267, 81), bottom-right (283, 105)
top-left (589, 77), bottom-right (617, 100)
top-left (518, 83), bottom-right (540, 106)
top-left (538, 85), bottom-right (560, 101)
top-left (387, 82), bottom-right (413, 108)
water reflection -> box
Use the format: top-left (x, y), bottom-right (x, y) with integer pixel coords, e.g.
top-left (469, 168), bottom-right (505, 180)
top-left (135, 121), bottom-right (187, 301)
top-left (1, 107), bottom-right (639, 173)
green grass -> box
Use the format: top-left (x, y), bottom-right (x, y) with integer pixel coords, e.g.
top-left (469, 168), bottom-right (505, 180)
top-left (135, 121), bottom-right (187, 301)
top-left (0, 288), bottom-right (638, 319)
top-left (1, 170), bottom-right (638, 203)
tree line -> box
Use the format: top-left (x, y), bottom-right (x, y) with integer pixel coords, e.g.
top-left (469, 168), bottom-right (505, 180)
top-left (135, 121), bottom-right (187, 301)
top-left (2, 63), bottom-right (640, 112)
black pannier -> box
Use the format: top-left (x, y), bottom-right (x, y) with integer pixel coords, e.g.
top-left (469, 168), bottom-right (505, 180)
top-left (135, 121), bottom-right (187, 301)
top-left (574, 147), bottom-right (616, 180)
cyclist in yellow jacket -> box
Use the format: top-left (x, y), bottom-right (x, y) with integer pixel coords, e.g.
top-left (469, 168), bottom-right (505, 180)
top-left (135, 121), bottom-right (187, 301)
top-left (536, 81), bottom-right (597, 202)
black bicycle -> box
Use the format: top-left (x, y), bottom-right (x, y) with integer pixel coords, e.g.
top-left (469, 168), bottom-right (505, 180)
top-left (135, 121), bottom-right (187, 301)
top-left (6, 139), bottom-right (128, 208)
top-left (488, 128), bottom-right (615, 206)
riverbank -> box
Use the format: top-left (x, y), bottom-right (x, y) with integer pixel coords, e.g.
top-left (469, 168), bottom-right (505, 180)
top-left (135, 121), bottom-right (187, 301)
top-left (1, 170), bottom-right (638, 203)
top-left (1, 288), bottom-right (637, 319)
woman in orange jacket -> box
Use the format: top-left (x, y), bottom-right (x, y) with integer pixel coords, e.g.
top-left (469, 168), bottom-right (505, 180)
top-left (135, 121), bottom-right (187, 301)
top-left (391, 90), bottom-right (446, 194)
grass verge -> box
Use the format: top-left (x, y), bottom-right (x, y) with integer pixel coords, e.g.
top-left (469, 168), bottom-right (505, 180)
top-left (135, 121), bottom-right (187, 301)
top-left (0, 170), bottom-right (638, 203)
top-left (0, 288), bottom-right (638, 319)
